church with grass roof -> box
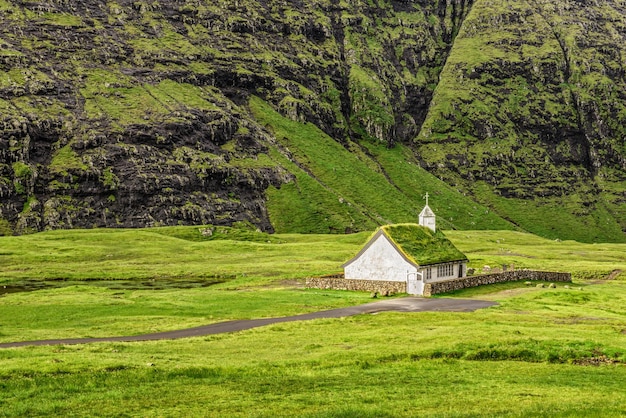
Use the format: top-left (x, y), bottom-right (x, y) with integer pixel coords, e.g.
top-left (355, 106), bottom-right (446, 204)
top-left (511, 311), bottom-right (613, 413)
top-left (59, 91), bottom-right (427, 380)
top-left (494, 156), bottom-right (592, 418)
top-left (342, 196), bottom-right (468, 296)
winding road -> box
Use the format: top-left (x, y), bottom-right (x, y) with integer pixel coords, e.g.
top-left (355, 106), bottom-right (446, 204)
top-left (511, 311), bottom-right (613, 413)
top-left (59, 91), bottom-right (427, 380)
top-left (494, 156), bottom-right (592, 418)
top-left (0, 297), bottom-right (497, 348)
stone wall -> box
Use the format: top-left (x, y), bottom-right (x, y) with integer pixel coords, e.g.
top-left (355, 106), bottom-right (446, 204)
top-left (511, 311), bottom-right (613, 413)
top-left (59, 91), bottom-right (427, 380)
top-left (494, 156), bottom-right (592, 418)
top-left (423, 270), bottom-right (572, 296)
top-left (306, 270), bottom-right (571, 297)
top-left (305, 275), bottom-right (406, 295)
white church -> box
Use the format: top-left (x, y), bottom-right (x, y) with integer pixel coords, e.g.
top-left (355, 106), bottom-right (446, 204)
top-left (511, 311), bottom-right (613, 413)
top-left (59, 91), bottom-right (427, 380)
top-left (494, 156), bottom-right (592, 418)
top-left (342, 195), bottom-right (468, 296)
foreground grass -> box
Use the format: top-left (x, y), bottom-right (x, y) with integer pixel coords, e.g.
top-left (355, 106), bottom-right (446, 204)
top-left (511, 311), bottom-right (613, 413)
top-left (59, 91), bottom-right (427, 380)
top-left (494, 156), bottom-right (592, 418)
top-left (0, 287), bottom-right (373, 343)
top-left (2, 356), bottom-right (625, 417)
top-left (0, 227), bottom-right (625, 416)
top-left (1, 281), bottom-right (625, 416)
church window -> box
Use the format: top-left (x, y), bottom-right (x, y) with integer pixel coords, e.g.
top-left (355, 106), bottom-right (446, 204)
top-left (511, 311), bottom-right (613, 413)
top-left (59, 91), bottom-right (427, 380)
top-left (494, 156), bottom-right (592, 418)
top-left (437, 264), bottom-right (454, 277)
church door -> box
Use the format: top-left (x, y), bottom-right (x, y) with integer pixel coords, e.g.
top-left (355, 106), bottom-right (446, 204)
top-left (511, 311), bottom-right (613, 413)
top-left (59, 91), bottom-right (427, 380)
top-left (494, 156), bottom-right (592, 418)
top-left (407, 272), bottom-right (423, 296)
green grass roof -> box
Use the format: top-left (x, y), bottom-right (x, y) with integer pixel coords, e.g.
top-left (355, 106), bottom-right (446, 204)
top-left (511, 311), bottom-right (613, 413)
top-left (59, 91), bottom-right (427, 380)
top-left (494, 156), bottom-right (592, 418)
top-left (381, 224), bottom-right (467, 266)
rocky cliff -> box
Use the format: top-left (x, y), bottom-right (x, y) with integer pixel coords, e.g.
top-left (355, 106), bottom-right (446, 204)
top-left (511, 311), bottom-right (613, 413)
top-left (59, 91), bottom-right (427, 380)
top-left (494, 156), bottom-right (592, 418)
top-left (417, 0), bottom-right (626, 241)
top-left (0, 0), bottom-right (470, 233)
top-left (1, 0), bottom-right (625, 242)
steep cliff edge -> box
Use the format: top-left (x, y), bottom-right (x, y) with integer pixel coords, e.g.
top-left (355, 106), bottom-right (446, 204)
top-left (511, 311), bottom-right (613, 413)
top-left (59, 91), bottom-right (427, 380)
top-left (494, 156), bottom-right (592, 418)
top-left (1, 0), bottom-right (625, 242)
top-left (417, 0), bottom-right (626, 241)
top-left (0, 0), bottom-right (471, 233)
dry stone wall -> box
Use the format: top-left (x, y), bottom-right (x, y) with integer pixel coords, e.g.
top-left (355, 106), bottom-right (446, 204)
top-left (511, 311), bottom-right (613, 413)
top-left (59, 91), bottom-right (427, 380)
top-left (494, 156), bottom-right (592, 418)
top-left (305, 275), bottom-right (406, 295)
top-left (423, 270), bottom-right (572, 296)
top-left (306, 270), bottom-right (571, 297)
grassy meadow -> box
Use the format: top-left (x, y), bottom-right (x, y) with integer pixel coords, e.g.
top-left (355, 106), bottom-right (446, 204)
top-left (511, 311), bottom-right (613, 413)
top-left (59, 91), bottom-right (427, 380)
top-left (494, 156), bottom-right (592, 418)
top-left (0, 226), bottom-right (625, 416)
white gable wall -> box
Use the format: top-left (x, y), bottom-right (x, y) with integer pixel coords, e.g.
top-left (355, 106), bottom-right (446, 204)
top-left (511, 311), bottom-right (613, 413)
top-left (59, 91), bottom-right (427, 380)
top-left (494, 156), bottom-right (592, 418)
top-left (344, 234), bottom-right (416, 282)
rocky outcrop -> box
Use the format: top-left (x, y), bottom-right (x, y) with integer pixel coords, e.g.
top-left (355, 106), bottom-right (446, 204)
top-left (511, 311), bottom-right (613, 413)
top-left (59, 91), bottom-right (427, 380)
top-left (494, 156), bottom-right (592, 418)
top-left (0, 0), bottom-right (471, 233)
top-left (416, 0), bottom-right (626, 241)
top-left (1, 0), bottom-right (626, 241)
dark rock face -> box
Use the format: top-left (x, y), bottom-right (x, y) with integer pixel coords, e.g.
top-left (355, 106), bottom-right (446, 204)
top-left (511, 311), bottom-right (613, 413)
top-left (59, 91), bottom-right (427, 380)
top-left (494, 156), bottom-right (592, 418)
top-left (0, 0), bottom-right (471, 233)
top-left (1, 0), bottom-right (625, 241)
top-left (416, 0), bottom-right (626, 240)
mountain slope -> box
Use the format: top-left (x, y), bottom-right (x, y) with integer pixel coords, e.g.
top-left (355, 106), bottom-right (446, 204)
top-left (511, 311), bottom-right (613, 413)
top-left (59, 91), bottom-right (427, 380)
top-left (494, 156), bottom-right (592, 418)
top-left (0, 0), bottom-right (625, 242)
top-left (250, 95), bottom-right (514, 233)
top-left (0, 0), bottom-right (471, 233)
top-left (417, 0), bottom-right (626, 241)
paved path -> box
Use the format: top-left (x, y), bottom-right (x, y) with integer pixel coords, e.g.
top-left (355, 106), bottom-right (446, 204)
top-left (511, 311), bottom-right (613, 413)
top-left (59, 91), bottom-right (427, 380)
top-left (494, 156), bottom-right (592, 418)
top-left (0, 297), bottom-right (497, 348)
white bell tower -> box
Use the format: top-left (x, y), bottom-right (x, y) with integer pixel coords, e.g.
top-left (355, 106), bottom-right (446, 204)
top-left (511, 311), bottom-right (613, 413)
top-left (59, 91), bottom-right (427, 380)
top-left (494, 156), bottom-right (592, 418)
top-left (419, 192), bottom-right (436, 232)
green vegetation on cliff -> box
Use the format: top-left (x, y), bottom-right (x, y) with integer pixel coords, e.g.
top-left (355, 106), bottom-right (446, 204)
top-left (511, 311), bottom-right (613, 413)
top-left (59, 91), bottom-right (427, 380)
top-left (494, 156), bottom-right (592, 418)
top-left (0, 0), bottom-right (625, 242)
top-left (250, 96), bottom-right (514, 233)
top-left (0, 0), bottom-right (471, 235)
top-left (418, 0), bottom-right (626, 242)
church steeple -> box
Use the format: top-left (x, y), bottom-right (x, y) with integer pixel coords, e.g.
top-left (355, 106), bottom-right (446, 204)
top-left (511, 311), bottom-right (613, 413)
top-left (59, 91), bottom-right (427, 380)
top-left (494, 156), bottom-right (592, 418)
top-left (419, 192), bottom-right (436, 232)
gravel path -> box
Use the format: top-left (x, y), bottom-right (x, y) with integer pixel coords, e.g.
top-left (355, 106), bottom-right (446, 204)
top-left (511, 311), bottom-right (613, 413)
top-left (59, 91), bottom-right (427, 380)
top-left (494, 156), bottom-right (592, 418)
top-left (0, 297), bottom-right (497, 348)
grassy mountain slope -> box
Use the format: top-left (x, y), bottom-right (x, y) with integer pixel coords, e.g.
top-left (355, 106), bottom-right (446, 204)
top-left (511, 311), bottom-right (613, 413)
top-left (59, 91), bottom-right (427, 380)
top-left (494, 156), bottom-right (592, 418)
top-left (417, 0), bottom-right (626, 242)
top-left (0, 0), bottom-right (471, 234)
top-left (0, 0), bottom-right (625, 242)
top-left (250, 96), bottom-right (514, 233)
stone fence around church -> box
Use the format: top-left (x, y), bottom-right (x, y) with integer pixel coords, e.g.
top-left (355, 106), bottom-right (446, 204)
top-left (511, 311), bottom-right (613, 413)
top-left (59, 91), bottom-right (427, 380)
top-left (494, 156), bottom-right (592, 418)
top-left (422, 270), bottom-right (571, 296)
top-left (305, 274), bottom-right (406, 295)
top-left (305, 270), bottom-right (571, 297)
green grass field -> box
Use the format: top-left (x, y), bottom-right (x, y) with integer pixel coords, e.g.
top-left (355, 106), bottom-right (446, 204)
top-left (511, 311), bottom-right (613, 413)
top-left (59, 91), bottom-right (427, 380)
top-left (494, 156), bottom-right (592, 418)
top-left (0, 226), bottom-right (625, 416)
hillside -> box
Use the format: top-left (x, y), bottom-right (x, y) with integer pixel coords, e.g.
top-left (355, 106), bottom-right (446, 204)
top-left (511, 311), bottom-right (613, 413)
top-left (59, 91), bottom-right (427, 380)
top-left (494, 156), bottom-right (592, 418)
top-left (417, 0), bottom-right (626, 242)
top-left (1, 0), bottom-right (625, 242)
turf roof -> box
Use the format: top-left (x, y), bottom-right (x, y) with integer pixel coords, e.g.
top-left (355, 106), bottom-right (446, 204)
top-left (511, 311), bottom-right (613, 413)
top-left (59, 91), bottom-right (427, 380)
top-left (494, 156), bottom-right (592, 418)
top-left (380, 224), bottom-right (467, 266)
